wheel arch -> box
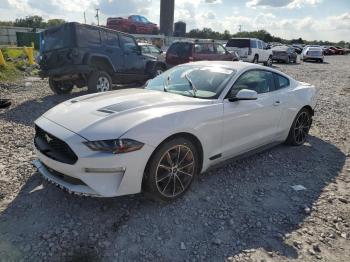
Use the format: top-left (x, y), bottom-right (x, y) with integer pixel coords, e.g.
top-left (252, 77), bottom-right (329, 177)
top-left (302, 105), bottom-right (314, 116)
top-left (85, 54), bottom-right (116, 74)
top-left (142, 132), bottom-right (204, 187)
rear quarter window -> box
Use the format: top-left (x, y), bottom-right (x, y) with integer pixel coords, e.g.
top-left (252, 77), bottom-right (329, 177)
top-left (251, 40), bottom-right (258, 48)
top-left (274, 74), bottom-right (290, 90)
top-left (226, 39), bottom-right (250, 48)
top-left (77, 26), bottom-right (101, 46)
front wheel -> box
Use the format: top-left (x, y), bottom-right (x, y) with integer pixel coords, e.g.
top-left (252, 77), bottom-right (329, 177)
top-left (285, 108), bottom-right (312, 146)
top-left (49, 78), bottom-right (73, 94)
top-left (265, 56), bottom-right (273, 66)
top-left (144, 138), bottom-right (199, 201)
top-left (87, 71), bottom-right (112, 93)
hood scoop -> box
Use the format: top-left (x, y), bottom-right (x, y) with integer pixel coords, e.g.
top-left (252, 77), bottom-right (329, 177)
top-left (97, 100), bottom-right (150, 114)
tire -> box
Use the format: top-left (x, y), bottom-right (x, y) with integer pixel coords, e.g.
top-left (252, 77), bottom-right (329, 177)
top-left (320, 59), bottom-right (324, 63)
top-left (266, 55), bottom-right (273, 66)
top-left (285, 108), bottom-right (312, 146)
top-left (0, 99), bottom-right (11, 109)
top-left (144, 137), bottom-right (200, 202)
top-left (286, 56), bottom-right (290, 64)
top-left (87, 71), bottom-right (112, 93)
top-left (152, 64), bottom-right (165, 77)
top-left (252, 55), bottom-right (259, 64)
top-left (49, 78), bottom-right (73, 94)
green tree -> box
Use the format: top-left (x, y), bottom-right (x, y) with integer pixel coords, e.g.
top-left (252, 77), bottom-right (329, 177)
top-left (47, 19), bottom-right (66, 28)
top-left (13, 15), bottom-right (46, 28)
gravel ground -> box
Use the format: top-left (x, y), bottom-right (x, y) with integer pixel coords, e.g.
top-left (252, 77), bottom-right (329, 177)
top-left (0, 56), bottom-right (349, 262)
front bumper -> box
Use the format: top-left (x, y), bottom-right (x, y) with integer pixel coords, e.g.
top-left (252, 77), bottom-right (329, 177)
top-left (33, 117), bottom-right (155, 197)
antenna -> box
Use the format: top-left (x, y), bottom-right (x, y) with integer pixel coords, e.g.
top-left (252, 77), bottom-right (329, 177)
top-left (95, 8), bottom-right (100, 26)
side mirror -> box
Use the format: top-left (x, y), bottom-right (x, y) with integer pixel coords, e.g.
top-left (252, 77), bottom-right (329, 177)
top-left (228, 89), bottom-right (258, 102)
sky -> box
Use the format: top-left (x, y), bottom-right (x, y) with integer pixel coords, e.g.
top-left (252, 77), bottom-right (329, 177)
top-left (0, 0), bottom-right (349, 42)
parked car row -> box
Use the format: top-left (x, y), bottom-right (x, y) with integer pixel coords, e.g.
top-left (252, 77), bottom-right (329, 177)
top-left (38, 23), bottom-right (243, 94)
top-left (40, 22), bottom-right (337, 94)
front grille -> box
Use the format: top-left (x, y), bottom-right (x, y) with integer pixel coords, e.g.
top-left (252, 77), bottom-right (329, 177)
top-left (34, 125), bottom-right (78, 165)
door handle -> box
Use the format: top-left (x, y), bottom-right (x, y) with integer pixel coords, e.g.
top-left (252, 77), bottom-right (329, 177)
top-left (274, 100), bottom-right (281, 106)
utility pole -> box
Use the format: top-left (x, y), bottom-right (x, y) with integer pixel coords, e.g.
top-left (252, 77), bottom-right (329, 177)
top-left (83, 11), bottom-right (86, 24)
top-left (95, 8), bottom-right (100, 26)
top-left (238, 24), bottom-right (242, 32)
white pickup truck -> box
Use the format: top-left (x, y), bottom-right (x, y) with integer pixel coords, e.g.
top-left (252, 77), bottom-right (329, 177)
top-left (225, 38), bottom-right (273, 66)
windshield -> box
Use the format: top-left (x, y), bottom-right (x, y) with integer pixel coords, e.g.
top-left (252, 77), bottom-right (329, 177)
top-left (42, 23), bottom-right (75, 51)
top-left (145, 65), bottom-right (235, 99)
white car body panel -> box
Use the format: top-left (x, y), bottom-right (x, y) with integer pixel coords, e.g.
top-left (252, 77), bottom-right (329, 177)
top-left (34, 61), bottom-right (317, 197)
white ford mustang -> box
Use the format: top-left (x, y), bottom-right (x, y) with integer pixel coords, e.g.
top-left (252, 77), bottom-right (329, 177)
top-left (33, 61), bottom-right (318, 201)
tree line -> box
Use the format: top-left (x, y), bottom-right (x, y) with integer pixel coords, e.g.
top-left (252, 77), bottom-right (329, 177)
top-left (0, 16), bottom-right (66, 29)
top-left (0, 16), bottom-right (348, 47)
top-left (186, 28), bottom-right (349, 47)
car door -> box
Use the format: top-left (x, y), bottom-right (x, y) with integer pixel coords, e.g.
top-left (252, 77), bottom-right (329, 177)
top-left (119, 34), bottom-right (145, 75)
top-left (193, 43), bottom-right (217, 61)
top-left (221, 69), bottom-right (283, 158)
top-left (214, 43), bottom-right (232, 61)
top-left (101, 31), bottom-right (124, 71)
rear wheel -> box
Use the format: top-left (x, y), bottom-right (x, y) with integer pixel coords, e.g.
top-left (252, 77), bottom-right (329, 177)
top-left (87, 71), bottom-right (112, 93)
top-left (264, 56), bottom-right (272, 66)
top-left (49, 78), bottom-right (73, 94)
top-left (144, 138), bottom-right (199, 201)
top-left (286, 56), bottom-right (290, 64)
top-left (285, 108), bottom-right (312, 146)
top-left (252, 55), bottom-right (259, 64)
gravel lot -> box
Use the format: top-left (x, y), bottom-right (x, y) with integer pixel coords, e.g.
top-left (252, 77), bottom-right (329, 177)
top-left (0, 56), bottom-right (349, 262)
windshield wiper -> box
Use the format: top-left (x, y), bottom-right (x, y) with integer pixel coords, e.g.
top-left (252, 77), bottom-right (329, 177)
top-left (184, 73), bottom-right (197, 97)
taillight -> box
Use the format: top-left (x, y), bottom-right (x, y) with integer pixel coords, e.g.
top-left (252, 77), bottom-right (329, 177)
top-left (248, 48), bottom-right (252, 55)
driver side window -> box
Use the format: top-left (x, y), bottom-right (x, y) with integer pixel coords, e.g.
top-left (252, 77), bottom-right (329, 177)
top-left (230, 70), bottom-right (275, 96)
top-left (120, 35), bottom-right (138, 53)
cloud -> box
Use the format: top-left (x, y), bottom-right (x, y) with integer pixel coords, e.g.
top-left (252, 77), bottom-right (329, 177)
top-left (201, 11), bottom-right (216, 19)
top-left (247, 0), bottom-right (322, 9)
top-left (204, 0), bottom-right (222, 4)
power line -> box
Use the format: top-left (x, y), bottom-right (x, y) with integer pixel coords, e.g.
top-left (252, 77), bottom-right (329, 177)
top-left (95, 8), bottom-right (100, 26)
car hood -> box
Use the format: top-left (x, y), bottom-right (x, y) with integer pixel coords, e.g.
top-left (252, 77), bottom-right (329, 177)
top-left (41, 88), bottom-right (213, 141)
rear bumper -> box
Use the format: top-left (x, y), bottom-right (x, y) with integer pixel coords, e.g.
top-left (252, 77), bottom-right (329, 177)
top-left (39, 65), bottom-right (90, 78)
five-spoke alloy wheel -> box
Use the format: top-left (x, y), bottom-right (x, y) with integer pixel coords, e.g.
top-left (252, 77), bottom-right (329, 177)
top-left (144, 138), bottom-right (199, 201)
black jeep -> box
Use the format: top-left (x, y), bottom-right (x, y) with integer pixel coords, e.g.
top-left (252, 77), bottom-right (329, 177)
top-left (39, 22), bottom-right (166, 94)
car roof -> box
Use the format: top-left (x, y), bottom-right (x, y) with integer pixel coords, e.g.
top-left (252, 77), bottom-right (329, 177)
top-left (272, 45), bottom-right (290, 50)
top-left (187, 61), bottom-right (280, 73)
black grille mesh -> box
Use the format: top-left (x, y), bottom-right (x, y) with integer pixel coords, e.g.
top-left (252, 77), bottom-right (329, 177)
top-left (34, 125), bottom-right (78, 165)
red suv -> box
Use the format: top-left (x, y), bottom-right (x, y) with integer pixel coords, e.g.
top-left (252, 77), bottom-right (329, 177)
top-left (107, 15), bottom-right (158, 35)
top-left (166, 40), bottom-right (239, 67)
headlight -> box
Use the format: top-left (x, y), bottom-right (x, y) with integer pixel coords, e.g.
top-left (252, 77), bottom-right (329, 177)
top-left (83, 139), bottom-right (144, 154)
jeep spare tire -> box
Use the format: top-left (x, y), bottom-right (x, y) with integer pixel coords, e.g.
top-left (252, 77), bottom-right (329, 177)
top-left (88, 71), bottom-right (112, 93)
top-left (49, 78), bottom-right (74, 94)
